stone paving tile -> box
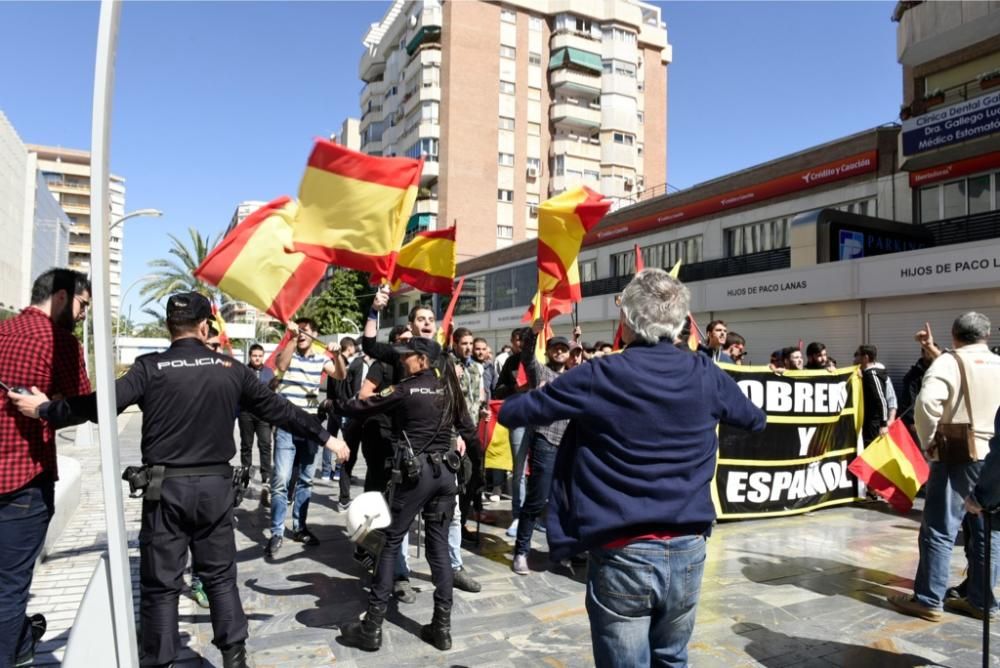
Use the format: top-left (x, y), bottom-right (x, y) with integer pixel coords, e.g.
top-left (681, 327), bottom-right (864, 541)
top-left (22, 410), bottom-right (1000, 667)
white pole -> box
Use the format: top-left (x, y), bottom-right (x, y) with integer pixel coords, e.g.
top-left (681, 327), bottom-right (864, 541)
top-left (90, 1), bottom-right (139, 666)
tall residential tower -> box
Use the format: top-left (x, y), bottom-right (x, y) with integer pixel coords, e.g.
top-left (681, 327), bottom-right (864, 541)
top-left (358, 0), bottom-right (670, 260)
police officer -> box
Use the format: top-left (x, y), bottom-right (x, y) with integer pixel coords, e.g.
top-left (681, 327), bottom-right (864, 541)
top-left (9, 292), bottom-right (349, 668)
top-left (339, 337), bottom-right (482, 653)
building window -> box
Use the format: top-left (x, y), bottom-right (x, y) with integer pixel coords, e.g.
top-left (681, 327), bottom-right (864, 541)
top-left (583, 169), bottom-right (599, 182)
top-left (500, 45), bottom-right (516, 59)
top-left (420, 101), bottom-right (439, 123)
top-left (580, 259), bottom-right (597, 283)
top-left (398, 301), bottom-right (409, 318)
top-left (833, 197), bottom-right (876, 217)
top-left (612, 132), bottom-right (635, 145)
top-left (724, 218), bottom-right (790, 257)
top-left (526, 195), bottom-right (539, 218)
top-left (499, 80), bottom-right (515, 94)
top-left (498, 189), bottom-right (514, 202)
top-left (527, 157), bottom-right (541, 172)
top-left (918, 171), bottom-right (1000, 222)
top-left (553, 154), bottom-right (565, 176)
top-left (497, 224), bottom-right (514, 239)
top-left (529, 16), bottom-right (544, 31)
top-left (942, 180), bottom-right (967, 219)
top-left (637, 111), bottom-right (644, 124)
top-left (920, 187), bottom-right (941, 223)
top-left (527, 87), bottom-right (541, 101)
top-left (499, 116), bottom-right (515, 130)
top-left (498, 152), bottom-right (515, 166)
top-left (529, 52), bottom-right (542, 66)
top-left (527, 122), bottom-right (541, 136)
top-left (602, 27), bottom-right (637, 44)
top-left (501, 7), bottom-right (516, 23)
top-left (404, 137), bottom-right (439, 161)
top-left (611, 237), bottom-right (702, 276)
top-left (969, 174), bottom-right (992, 214)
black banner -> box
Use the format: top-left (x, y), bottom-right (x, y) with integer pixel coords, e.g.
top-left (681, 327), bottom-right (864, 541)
top-left (713, 366), bottom-right (863, 519)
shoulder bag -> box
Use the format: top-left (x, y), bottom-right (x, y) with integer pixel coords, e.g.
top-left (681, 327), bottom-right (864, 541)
top-left (928, 352), bottom-right (977, 465)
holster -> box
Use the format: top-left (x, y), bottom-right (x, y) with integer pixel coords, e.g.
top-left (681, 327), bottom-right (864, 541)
top-left (121, 465), bottom-right (165, 501)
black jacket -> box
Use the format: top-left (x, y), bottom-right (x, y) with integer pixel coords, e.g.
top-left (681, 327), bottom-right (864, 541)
top-left (861, 366), bottom-right (890, 429)
top-left (39, 338), bottom-right (330, 467)
top-left (339, 367), bottom-right (481, 455)
top-left (493, 352), bottom-right (523, 400)
top-left (899, 358), bottom-right (930, 425)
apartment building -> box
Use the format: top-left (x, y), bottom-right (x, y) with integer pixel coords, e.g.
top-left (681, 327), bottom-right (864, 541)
top-left (0, 115), bottom-right (71, 311)
top-left (358, 0), bottom-right (670, 260)
top-left (28, 144), bottom-right (127, 315)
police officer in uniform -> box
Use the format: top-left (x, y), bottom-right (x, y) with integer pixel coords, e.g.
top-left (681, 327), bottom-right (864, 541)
top-left (339, 337), bottom-right (481, 653)
top-left (9, 293), bottom-right (349, 668)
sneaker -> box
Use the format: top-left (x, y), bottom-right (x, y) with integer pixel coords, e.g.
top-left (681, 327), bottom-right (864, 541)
top-left (453, 567), bottom-right (481, 593)
top-left (945, 579), bottom-right (968, 600)
top-left (512, 553), bottom-right (529, 576)
top-left (289, 527), bottom-right (320, 546)
top-left (505, 520), bottom-right (519, 538)
top-left (337, 499), bottom-right (352, 512)
top-left (944, 596), bottom-right (997, 620)
top-left (887, 593), bottom-right (943, 622)
top-left (12, 614), bottom-right (46, 667)
top-left (265, 535), bottom-right (283, 559)
top-left (333, 472), bottom-right (341, 481)
top-left (394, 578), bottom-right (417, 604)
top-left (191, 579), bottom-right (210, 608)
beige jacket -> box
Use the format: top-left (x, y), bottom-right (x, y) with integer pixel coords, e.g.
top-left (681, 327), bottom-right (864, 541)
top-left (915, 343), bottom-right (1000, 460)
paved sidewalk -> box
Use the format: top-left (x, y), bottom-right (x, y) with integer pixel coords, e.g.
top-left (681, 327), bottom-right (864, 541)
top-left (26, 412), bottom-right (1000, 667)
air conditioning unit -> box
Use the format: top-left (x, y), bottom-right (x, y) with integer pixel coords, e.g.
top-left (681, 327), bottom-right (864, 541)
top-left (526, 166), bottom-right (540, 178)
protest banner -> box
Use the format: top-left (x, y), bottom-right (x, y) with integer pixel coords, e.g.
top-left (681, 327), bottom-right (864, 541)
top-left (712, 365), bottom-right (864, 519)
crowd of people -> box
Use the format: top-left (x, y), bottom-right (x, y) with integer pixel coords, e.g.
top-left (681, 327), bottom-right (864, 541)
top-left (0, 266), bottom-right (999, 668)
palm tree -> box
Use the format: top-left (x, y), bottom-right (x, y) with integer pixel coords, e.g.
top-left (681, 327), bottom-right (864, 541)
top-left (139, 227), bottom-right (223, 305)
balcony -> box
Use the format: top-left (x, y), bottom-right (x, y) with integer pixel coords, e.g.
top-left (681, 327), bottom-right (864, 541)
top-left (413, 197), bottom-right (438, 216)
top-left (61, 202), bottom-right (90, 215)
top-left (550, 68), bottom-right (601, 96)
top-left (420, 160), bottom-right (439, 184)
top-left (551, 102), bottom-right (601, 129)
top-left (550, 31), bottom-right (601, 55)
top-left (580, 248), bottom-right (792, 298)
top-left (550, 137), bottom-right (601, 161)
top-left (923, 209), bottom-right (1000, 246)
top-left (406, 25), bottom-right (441, 56)
top-left (45, 180), bottom-right (90, 195)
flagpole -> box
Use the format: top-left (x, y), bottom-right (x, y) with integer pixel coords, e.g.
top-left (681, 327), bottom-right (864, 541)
top-left (90, 0), bottom-right (139, 665)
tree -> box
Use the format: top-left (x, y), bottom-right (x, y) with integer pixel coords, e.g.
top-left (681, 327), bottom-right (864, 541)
top-left (133, 306), bottom-right (169, 339)
top-left (139, 227), bottom-right (222, 305)
top-left (295, 269), bottom-right (369, 336)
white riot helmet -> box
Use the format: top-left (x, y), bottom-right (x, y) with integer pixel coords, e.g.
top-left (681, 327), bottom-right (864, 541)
top-left (345, 491), bottom-right (391, 543)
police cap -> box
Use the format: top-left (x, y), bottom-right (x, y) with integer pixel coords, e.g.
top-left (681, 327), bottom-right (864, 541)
top-left (392, 336), bottom-right (442, 361)
top-left (166, 292), bottom-right (212, 322)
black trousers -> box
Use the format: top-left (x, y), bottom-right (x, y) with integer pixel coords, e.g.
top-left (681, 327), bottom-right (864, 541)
top-left (372, 457), bottom-right (457, 610)
top-left (361, 421), bottom-right (393, 494)
top-left (139, 474), bottom-right (247, 666)
top-left (338, 418), bottom-right (361, 504)
top-left (238, 413), bottom-right (272, 485)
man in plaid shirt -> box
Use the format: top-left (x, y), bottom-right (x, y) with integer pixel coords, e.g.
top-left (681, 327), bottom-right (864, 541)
top-left (0, 269), bottom-right (90, 667)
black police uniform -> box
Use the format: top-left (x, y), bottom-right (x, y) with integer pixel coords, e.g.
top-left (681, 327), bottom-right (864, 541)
top-left (339, 346), bottom-right (481, 651)
top-left (39, 334), bottom-right (331, 667)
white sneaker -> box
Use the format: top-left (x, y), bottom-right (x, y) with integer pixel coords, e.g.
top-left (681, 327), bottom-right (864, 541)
top-left (489, 494), bottom-right (500, 503)
top-left (505, 520), bottom-right (519, 538)
top-left (512, 553), bottom-right (529, 576)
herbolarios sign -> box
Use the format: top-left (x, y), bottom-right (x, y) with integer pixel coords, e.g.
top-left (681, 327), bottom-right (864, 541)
top-left (712, 365), bottom-right (863, 519)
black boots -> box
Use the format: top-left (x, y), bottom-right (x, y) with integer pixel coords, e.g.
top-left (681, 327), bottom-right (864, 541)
top-left (220, 641), bottom-right (249, 668)
top-left (341, 605), bottom-right (385, 651)
top-left (420, 605), bottom-right (452, 651)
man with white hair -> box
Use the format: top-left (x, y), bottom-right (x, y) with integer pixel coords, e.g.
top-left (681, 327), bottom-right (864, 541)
top-left (499, 268), bottom-right (766, 666)
top-left (889, 311), bottom-right (1000, 622)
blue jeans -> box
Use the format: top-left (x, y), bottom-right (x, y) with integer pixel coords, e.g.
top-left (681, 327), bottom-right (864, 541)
top-left (914, 460), bottom-right (999, 611)
top-left (449, 493), bottom-right (462, 569)
top-left (0, 477), bottom-right (54, 666)
top-left (270, 428), bottom-right (321, 537)
top-left (509, 427), bottom-right (529, 520)
top-left (515, 434), bottom-right (558, 556)
top-left (587, 535), bottom-right (707, 668)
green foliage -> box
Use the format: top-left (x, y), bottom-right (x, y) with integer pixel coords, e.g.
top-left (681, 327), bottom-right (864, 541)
top-left (295, 269), bottom-right (369, 336)
top-left (140, 227), bottom-right (223, 306)
top-left (134, 306), bottom-right (169, 338)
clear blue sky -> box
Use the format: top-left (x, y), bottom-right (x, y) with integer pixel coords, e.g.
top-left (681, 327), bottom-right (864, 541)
top-left (0, 1), bottom-right (898, 323)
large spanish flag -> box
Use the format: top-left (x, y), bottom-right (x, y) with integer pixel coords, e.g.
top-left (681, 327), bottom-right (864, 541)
top-left (194, 197), bottom-right (328, 323)
top-left (479, 400), bottom-right (513, 471)
top-left (390, 226), bottom-right (456, 295)
top-left (292, 139), bottom-right (422, 281)
top-left (848, 420), bottom-right (930, 512)
top-left (537, 186), bottom-right (611, 302)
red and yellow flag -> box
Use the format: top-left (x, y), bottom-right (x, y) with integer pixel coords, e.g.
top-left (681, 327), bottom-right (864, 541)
top-left (848, 421), bottom-right (930, 512)
top-left (435, 276), bottom-right (466, 347)
top-left (194, 197), bottom-right (328, 323)
top-left (537, 186), bottom-right (611, 302)
top-left (613, 244), bottom-right (646, 350)
top-left (390, 227), bottom-right (456, 295)
top-left (210, 303), bottom-right (232, 353)
top-left (687, 312), bottom-right (702, 352)
top-left (292, 139), bottom-right (422, 281)
top-left (479, 400), bottom-right (513, 471)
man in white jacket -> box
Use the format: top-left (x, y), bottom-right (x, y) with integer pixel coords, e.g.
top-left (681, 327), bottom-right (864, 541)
top-left (889, 312), bottom-right (1000, 622)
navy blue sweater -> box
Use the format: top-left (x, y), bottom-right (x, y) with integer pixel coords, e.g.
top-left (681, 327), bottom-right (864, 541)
top-left (499, 338), bottom-right (766, 561)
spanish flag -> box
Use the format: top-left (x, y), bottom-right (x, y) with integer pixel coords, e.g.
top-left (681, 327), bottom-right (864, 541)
top-left (537, 186), bottom-right (611, 302)
top-left (847, 421), bottom-right (929, 512)
top-left (291, 139), bottom-right (422, 282)
top-left (210, 303), bottom-right (232, 353)
top-left (479, 400), bottom-right (513, 471)
top-left (194, 197), bottom-right (328, 323)
top-left (687, 312), bottom-right (702, 352)
top-left (435, 276), bottom-right (465, 348)
top-left (390, 227), bottom-right (456, 295)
